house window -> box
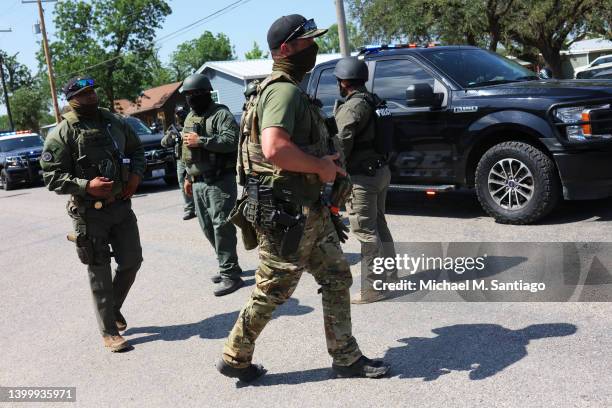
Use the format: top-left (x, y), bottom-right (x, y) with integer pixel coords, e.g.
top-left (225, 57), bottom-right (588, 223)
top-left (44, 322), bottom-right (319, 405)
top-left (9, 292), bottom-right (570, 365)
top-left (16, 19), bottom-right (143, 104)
top-left (211, 90), bottom-right (220, 103)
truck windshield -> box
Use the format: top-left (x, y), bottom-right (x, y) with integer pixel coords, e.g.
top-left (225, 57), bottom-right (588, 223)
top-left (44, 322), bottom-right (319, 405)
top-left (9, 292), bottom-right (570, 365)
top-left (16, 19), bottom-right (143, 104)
top-left (126, 117), bottom-right (153, 135)
top-left (423, 49), bottom-right (539, 88)
top-left (0, 135), bottom-right (43, 152)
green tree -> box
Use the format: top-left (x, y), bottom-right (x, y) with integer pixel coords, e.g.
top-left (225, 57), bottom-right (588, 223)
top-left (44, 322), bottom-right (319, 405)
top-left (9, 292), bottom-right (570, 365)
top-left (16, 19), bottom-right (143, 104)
top-left (143, 50), bottom-right (175, 88)
top-left (349, 0), bottom-right (515, 51)
top-left (170, 31), bottom-right (234, 80)
top-left (244, 41), bottom-right (268, 59)
top-left (315, 23), bottom-right (364, 53)
top-left (43, 0), bottom-right (171, 110)
top-left (0, 51), bottom-right (33, 92)
top-left (10, 85), bottom-right (50, 132)
top-left (504, 0), bottom-right (598, 78)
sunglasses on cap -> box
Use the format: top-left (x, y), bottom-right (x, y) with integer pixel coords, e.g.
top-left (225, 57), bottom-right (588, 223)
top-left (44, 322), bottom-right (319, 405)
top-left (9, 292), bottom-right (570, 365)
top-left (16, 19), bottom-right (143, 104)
top-left (68, 78), bottom-right (95, 93)
top-left (282, 18), bottom-right (318, 46)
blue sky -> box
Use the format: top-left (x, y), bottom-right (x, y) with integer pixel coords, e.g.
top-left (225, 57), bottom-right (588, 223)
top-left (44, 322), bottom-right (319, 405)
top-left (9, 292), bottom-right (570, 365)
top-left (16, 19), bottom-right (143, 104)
top-left (0, 0), bottom-right (341, 73)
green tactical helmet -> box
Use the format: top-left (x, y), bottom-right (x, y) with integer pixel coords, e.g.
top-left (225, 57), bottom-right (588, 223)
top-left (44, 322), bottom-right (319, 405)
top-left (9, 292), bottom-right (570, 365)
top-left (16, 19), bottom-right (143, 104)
top-left (244, 80), bottom-right (260, 99)
top-left (181, 74), bottom-right (213, 93)
top-left (333, 57), bottom-right (369, 81)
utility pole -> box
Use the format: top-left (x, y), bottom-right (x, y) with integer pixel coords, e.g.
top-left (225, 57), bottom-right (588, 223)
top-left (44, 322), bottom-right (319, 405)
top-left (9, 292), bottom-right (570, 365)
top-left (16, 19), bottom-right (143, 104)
top-left (335, 0), bottom-right (350, 57)
top-left (23, 0), bottom-right (61, 124)
top-left (0, 28), bottom-right (14, 131)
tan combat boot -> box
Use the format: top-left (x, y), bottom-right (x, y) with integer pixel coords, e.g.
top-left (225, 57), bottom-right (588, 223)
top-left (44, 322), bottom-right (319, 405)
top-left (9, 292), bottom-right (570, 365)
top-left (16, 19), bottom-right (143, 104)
top-left (351, 289), bottom-right (387, 304)
top-left (103, 335), bottom-right (130, 352)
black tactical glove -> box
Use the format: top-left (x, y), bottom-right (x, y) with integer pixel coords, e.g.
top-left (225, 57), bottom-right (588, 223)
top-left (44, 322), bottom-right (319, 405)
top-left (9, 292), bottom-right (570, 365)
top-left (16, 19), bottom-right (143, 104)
top-left (331, 213), bottom-right (350, 243)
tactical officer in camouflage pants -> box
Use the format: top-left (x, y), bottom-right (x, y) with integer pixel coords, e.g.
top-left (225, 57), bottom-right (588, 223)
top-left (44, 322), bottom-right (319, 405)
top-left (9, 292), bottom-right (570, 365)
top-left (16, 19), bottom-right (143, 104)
top-left (161, 106), bottom-right (196, 220)
top-left (40, 77), bottom-right (145, 352)
top-left (217, 15), bottom-right (390, 382)
top-left (333, 58), bottom-right (397, 304)
top-left (180, 74), bottom-right (244, 296)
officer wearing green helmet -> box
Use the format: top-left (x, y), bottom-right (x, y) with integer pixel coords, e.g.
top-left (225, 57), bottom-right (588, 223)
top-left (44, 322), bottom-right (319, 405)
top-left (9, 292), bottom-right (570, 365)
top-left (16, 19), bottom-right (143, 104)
top-left (40, 76), bottom-right (145, 352)
top-left (333, 57), bottom-right (397, 304)
top-left (180, 73), bottom-right (244, 296)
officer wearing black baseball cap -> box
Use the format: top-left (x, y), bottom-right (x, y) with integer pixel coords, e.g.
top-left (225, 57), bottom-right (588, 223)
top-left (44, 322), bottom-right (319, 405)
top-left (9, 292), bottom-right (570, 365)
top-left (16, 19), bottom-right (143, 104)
top-left (40, 74), bottom-right (146, 353)
top-left (62, 76), bottom-right (96, 101)
top-left (218, 14), bottom-right (391, 383)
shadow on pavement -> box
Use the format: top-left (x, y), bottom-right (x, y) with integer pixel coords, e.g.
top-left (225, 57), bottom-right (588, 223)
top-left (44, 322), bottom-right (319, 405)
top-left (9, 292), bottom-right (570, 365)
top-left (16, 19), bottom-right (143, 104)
top-left (386, 191), bottom-right (612, 224)
top-left (124, 297), bottom-right (314, 345)
top-left (385, 323), bottom-right (577, 381)
top-left (248, 323), bottom-right (576, 386)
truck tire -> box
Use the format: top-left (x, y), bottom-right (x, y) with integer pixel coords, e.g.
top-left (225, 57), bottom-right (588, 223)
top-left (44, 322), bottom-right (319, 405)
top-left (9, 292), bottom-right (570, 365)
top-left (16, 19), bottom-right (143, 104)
top-left (1, 169), bottom-right (15, 191)
top-left (164, 174), bottom-right (178, 186)
top-left (475, 141), bottom-right (560, 224)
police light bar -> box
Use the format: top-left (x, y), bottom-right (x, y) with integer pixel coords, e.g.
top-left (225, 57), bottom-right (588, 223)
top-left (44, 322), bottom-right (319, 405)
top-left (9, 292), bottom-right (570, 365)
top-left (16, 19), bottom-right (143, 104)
top-left (358, 42), bottom-right (439, 55)
top-left (0, 130), bottom-right (34, 137)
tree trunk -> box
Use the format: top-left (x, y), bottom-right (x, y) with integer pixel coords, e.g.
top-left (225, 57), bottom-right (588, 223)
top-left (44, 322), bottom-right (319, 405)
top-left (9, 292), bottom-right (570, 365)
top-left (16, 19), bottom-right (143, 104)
top-left (541, 47), bottom-right (564, 79)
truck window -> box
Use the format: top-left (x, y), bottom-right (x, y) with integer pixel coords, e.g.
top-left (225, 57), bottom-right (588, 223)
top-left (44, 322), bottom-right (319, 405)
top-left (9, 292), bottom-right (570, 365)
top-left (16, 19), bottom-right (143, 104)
top-left (315, 67), bottom-right (339, 114)
top-left (373, 59), bottom-right (434, 106)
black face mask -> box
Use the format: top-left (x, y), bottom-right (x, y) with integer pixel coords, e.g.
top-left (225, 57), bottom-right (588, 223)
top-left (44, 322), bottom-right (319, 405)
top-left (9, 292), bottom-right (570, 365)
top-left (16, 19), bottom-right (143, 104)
top-left (272, 43), bottom-right (319, 82)
top-left (186, 93), bottom-right (213, 114)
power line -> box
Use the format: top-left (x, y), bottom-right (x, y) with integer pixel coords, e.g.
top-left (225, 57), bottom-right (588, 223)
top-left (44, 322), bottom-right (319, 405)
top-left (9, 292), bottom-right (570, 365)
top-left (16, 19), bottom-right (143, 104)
top-left (56, 0), bottom-right (255, 80)
top-left (155, 0), bottom-right (252, 46)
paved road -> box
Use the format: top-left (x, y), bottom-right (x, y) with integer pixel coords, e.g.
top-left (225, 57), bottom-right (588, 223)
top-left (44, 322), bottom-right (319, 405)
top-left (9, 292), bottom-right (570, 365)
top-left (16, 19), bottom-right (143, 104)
top-left (1, 181), bottom-right (610, 407)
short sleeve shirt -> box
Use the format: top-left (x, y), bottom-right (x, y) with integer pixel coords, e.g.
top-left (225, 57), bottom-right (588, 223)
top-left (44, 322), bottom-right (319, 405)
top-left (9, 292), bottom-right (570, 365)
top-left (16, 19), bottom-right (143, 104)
top-left (257, 81), bottom-right (312, 146)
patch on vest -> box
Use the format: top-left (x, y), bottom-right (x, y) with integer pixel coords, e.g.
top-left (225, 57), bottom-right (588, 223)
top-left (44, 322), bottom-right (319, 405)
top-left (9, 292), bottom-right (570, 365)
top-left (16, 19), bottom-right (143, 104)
top-left (41, 151), bottom-right (53, 162)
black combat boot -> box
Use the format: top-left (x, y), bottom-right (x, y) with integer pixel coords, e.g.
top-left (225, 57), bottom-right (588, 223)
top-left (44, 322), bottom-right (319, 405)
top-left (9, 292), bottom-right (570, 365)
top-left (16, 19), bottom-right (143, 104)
top-left (211, 274), bottom-right (222, 284)
top-left (216, 359), bottom-right (266, 382)
top-left (183, 212), bottom-right (196, 220)
top-left (214, 277), bottom-right (245, 297)
top-left (332, 356), bottom-right (390, 378)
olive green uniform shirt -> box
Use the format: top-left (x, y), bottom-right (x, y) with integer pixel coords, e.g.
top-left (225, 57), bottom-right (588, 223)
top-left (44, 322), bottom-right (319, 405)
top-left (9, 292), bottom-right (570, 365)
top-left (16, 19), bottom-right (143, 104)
top-left (257, 81), bottom-right (313, 146)
top-left (181, 103), bottom-right (239, 176)
top-left (333, 86), bottom-right (379, 169)
top-left (40, 109), bottom-right (145, 197)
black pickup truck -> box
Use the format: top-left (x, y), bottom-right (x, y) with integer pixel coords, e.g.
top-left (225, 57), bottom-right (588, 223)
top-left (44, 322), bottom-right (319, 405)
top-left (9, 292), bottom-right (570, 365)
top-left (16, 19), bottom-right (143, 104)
top-left (308, 45), bottom-right (612, 224)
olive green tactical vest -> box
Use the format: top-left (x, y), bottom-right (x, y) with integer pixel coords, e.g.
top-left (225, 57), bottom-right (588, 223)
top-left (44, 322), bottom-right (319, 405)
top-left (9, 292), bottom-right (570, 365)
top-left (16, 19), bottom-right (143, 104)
top-left (181, 104), bottom-right (236, 177)
top-left (64, 109), bottom-right (125, 196)
top-left (238, 71), bottom-right (330, 206)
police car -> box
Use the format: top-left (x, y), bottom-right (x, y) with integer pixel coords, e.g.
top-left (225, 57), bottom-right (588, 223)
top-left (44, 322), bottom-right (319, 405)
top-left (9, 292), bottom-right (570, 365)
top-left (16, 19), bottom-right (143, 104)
top-left (0, 130), bottom-right (44, 191)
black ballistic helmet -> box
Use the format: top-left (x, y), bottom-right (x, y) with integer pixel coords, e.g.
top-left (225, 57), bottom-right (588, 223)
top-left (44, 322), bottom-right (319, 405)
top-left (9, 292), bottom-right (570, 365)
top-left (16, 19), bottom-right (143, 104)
top-left (244, 80), bottom-right (260, 98)
top-left (334, 57), bottom-right (369, 81)
top-left (181, 74), bottom-right (213, 93)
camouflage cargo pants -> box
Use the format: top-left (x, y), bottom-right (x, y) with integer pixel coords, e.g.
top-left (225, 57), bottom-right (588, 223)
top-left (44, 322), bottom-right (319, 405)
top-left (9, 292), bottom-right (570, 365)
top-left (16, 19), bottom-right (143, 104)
top-left (346, 165), bottom-right (397, 292)
top-left (222, 206), bottom-right (362, 368)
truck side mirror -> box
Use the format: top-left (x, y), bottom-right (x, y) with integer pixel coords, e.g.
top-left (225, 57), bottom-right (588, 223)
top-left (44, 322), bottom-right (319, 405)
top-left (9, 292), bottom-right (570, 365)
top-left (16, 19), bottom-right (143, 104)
top-left (406, 83), bottom-right (442, 108)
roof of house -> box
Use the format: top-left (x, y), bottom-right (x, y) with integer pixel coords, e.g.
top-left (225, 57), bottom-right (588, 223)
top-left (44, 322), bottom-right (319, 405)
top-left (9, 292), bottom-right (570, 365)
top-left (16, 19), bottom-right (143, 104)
top-left (561, 38), bottom-right (612, 55)
top-left (197, 53), bottom-right (349, 81)
top-left (114, 81), bottom-right (182, 115)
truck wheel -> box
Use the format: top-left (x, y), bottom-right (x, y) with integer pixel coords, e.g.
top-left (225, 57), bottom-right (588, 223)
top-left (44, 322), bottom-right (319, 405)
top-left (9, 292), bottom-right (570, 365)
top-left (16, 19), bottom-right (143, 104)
top-left (1, 169), bottom-right (15, 191)
top-left (164, 175), bottom-right (178, 186)
top-left (475, 141), bottom-right (560, 224)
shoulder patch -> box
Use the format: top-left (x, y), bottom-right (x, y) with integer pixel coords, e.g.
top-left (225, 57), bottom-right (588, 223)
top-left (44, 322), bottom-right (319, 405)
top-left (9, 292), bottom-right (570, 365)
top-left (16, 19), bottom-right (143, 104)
top-left (41, 151), bottom-right (53, 162)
